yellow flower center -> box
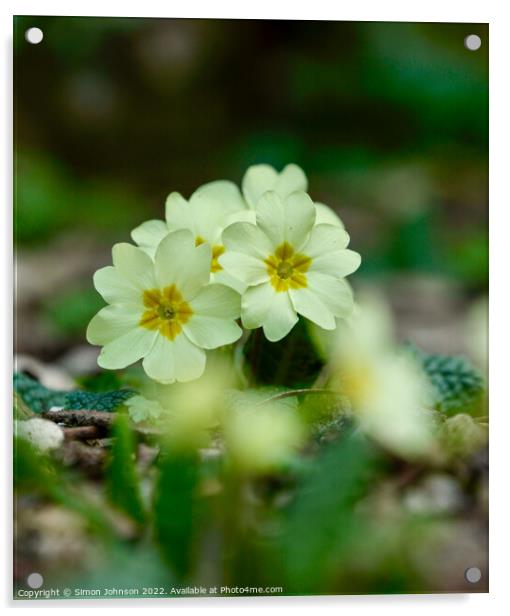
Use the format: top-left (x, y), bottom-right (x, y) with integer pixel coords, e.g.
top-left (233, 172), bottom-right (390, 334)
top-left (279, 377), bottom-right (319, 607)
top-left (264, 242), bottom-right (312, 292)
top-left (139, 285), bottom-right (193, 340)
top-left (211, 244), bottom-right (225, 273)
top-left (195, 236), bottom-right (225, 273)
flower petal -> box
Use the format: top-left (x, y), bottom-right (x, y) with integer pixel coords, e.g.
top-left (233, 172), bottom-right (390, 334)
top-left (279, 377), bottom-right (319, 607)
top-left (241, 283), bottom-right (298, 341)
top-left (314, 203), bottom-right (344, 227)
top-left (310, 249), bottom-right (361, 278)
top-left (93, 266), bottom-right (141, 306)
top-left (283, 191), bottom-right (316, 250)
top-left (193, 180), bottom-right (246, 213)
top-left (172, 335), bottom-right (207, 382)
top-left (219, 252), bottom-right (268, 286)
top-left (111, 243), bottom-right (157, 291)
top-left (254, 192), bottom-right (285, 248)
top-left (142, 333), bottom-right (206, 383)
top-left (289, 287), bottom-right (336, 330)
top-left (97, 327), bottom-right (157, 370)
top-left (183, 318), bottom-right (242, 349)
top-left (87, 305), bottom-right (141, 345)
top-left (303, 223), bottom-right (350, 258)
top-left (241, 282), bottom-right (274, 329)
top-left (223, 209), bottom-right (256, 227)
top-left (154, 229), bottom-right (211, 300)
top-left (142, 335), bottom-right (175, 383)
top-left (222, 221), bottom-right (273, 259)
top-left (256, 191), bottom-right (315, 250)
top-left (131, 219), bottom-right (168, 252)
top-left (212, 269), bottom-right (247, 294)
top-left (306, 273), bottom-right (354, 318)
top-left (188, 192), bottom-right (232, 244)
top-left (274, 163), bottom-right (308, 197)
top-left (165, 191), bottom-right (193, 230)
top-left (242, 164), bottom-right (279, 208)
top-left (262, 291), bottom-right (299, 341)
top-left (189, 283), bottom-right (241, 319)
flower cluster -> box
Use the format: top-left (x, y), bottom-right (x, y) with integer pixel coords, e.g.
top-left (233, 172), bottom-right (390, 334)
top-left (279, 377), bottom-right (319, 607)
top-left (87, 164), bottom-right (361, 383)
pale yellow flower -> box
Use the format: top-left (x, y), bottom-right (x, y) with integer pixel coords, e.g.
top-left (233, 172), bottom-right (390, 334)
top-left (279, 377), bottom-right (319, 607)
top-left (131, 181), bottom-right (250, 292)
top-left (87, 230), bottom-right (242, 384)
top-left (224, 393), bottom-right (305, 473)
top-left (326, 295), bottom-right (436, 459)
top-left (220, 191), bottom-right (360, 341)
top-left (242, 163), bottom-right (345, 227)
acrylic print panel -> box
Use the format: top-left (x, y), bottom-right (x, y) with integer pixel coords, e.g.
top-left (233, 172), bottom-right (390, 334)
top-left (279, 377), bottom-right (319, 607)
top-left (13, 16), bottom-right (488, 600)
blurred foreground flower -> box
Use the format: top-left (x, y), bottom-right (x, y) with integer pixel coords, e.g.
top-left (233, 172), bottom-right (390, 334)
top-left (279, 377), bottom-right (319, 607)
top-left (319, 294), bottom-right (436, 459)
top-left (224, 391), bottom-right (305, 474)
top-left (127, 354), bottom-right (237, 449)
top-left (87, 230), bottom-right (242, 383)
top-left (221, 191), bottom-right (360, 341)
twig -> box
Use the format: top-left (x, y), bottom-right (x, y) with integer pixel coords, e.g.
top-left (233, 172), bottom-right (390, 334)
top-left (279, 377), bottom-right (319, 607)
top-left (42, 408), bottom-right (164, 439)
top-left (63, 425), bottom-right (103, 441)
top-left (42, 408), bottom-right (114, 429)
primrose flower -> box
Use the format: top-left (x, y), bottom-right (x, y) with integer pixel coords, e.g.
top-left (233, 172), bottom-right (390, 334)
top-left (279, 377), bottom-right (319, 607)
top-left (131, 181), bottom-right (250, 292)
top-left (242, 163), bottom-right (344, 227)
top-left (224, 398), bottom-right (305, 474)
top-left (126, 355), bottom-right (237, 448)
top-left (220, 191), bottom-right (361, 341)
top-left (326, 295), bottom-right (436, 459)
top-left (87, 229), bottom-right (242, 384)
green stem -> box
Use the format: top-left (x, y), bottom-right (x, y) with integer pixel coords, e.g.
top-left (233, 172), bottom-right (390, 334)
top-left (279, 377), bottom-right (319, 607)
top-left (256, 388), bottom-right (345, 406)
top-left (221, 467), bottom-right (245, 583)
top-left (248, 328), bottom-right (263, 386)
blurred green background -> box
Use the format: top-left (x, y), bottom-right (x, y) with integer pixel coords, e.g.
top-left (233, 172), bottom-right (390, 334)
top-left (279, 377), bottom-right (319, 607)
top-left (14, 17), bottom-right (488, 362)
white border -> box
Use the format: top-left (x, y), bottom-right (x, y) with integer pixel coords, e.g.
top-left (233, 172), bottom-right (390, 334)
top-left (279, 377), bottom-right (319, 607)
top-left (2, 1), bottom-right (508, 614)
top-left (1, 0), bottom-right (496, 22)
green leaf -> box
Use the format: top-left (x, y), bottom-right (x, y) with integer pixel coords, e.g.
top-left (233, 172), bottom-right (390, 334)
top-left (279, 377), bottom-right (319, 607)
top-left (13, 391), bottom-right (36, 420)
top-left (14, 436), bottom-right (112, 535)
top-left (411, 348), bottom-right (485, 414)
top-left (278, 432), bottom-right (375, 592)
top-left (14, 372), bottom-right (68, 413)
top-left (106, 413), bottom-right (146, 524)
top-left (153, 448), bottom-right (199, 580)
top-left (14, 372), bottom-right (136, 413)
top-left (14, 434), bottom-right (57, 491)
top-left (77, 371), bottom-right (125, 392)
top-left (64, 389), bottom-right (136, 412)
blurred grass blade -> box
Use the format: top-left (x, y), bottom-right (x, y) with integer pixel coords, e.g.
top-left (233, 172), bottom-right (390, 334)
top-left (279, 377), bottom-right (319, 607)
top-left (279, 432), bottom-right (374, 592)
top-left (106, 413), bottom-right (146, 524)
top-left (153, 449), bottom-right (199, 580)
top-left (13, 392), bottom-right (35, 420)
top-left (14, 436), bottom-right (112, 535)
